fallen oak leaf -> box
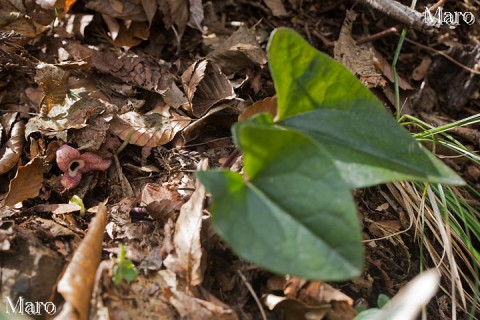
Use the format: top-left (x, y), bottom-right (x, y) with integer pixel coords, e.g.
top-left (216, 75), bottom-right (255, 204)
top-left (55, 203), bottom-right (108, 320)
top-left (0, 120), bottom-right (25, 175)
top-left (5, 157), bottom-right (43, 206)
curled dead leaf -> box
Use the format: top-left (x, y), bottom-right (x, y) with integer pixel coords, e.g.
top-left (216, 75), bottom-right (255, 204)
top-left (110, 110), bottom-right (190, 147)
top-left (5, 157), bottom-right (43, 206)
top-left (56, 204), bottom-right (108, 320)
top-left (0, 121), bottom-right (25, 175)
top-left (207, 26), bottom-right (267, 74)
top-left (238, 96), bottom-right (277, 121)
top-left (182, 59), bottom-right (236, 117)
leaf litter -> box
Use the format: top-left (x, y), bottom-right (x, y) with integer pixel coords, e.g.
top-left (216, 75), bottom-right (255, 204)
top-left (0, 0), bottom-right (479, 319)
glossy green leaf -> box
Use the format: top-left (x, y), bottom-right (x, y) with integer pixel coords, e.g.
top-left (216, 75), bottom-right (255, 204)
top-left (198, 117), bottom-right (363, 280)
top-left (280, 108), bottom-right (464, 188)
top-left (269, 28), bottom-right (463, 187)
top-left (268, 28), bottom-right (381, 121)
top-left (198, 28), bottom-right (463, 282)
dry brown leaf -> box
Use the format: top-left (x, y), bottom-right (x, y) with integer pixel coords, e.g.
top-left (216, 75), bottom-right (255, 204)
top-left (140, 183), bottom-right (182, 220)
top-left (334, 10), bottom-right (386, 89)
top-left (0, 0), bottom-right (55, 37)
top-left (263, 294), bottom-right (330, 320)
top-left (72, 113), bottom-right (113, 150)
top-left (373, 48), bottom-right (413, 90)
top-left (182, 59), bottom-right (236, 117)
top-left (35, 63), bottom-right (70, 115)
top-left (85, 0), bottom-right (147, 21)
top-left (207, 26), bottom-right (267, 74)
top-left (164, 159), bottom-right (207, 287)
top-left (412, 55), bottom-right (432, 81)
top-left (187, 0), bottom-right (204, 31)
top-left (30, 203), bottom-right (82, 214)
top-left (238, 96), bottom-right (277, 121)
top-left (5, 157), bottom-right (43, 206)
top-left (0, 120), bottom-right (25, 175)
top-left (180, 104), bottom-right (237, 145)
top-left (91, 51), bottom-right (174, 94)
top-left (159, 0), bottom-right (189, 35)
top-left (56, 203), bottom-right (108, 320)
top-left (263, 0), bottom-right (288, 17)
top-left (169, 288), bottom-right (239, 320)
top-left (110, 110), bottom-right (190, 147)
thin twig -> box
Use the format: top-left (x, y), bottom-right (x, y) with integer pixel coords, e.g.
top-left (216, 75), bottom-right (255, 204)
top-left (358, 0), bottom-right (439, 33)
top-left (237, 270), bottom-right (267, 320)
top-left (402, 37), bottom-right (480, 75)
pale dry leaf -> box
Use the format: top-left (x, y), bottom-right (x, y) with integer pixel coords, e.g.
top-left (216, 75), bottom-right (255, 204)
top-left (55, 204), bottom-right (108, 320)
top-left (334, 10), bottom-right (386, 88)
top-left (25, 95), bottom-right (106, 141)
top-left (0, 120), bottom-right (25, 175)
top-left (31, 203), bottom-right (82, 214)
top-left (182, 59), bottom-right (235, 117)
top-left (238, 96), bottom-right (277, 121)
top-left (110, 110), bottom-right (190, 147)
top-left (207, 26), bottom-right (267, 74)
top-left (187, 0), bottom-right (204, 31)
top-left (5, 157), bottom-right (43, 206)
top-left (164, 159), bottom-right (208, 287)
top-left (263, 0), bottom-right (288, 17)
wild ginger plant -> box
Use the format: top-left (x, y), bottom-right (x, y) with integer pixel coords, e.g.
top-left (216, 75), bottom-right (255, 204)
top-left (197, 28), bottom-right (464, 281)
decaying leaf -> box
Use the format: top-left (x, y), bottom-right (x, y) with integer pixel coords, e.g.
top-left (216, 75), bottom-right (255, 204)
top-left (182, 59), bottom-right (235, 117)
top-left (207, 26), bottom-right (267, 74)
top-left (0, 0), bottom-right (55, 37)
top-left (180, 104), bottom-right (238, 144)
top-left (0, 120), bottom-right (25, 175)
top-left (263, 294), bottom-right (331, 320)
top-left (92, 51), bottom-right (174, 94)
top-left (187, 0), bottom-right (204, 31)
top-left (238, 96), bottom-right (277, 121)
top-left (140, 183), bottom-right (182, 220)
top-left (263, 0), bottom-right (288, 17)
top-left (5, 157), bottom-right (43, 206)
top-left (85, 0), bottom-right (147, 21)
top-left (35, 63), bottom-right (70, 115)
top-left (56, 203), bottom-right (108, 320)
top-left (110, 110), bottom-right (190, 147)
top-left (164, 159), bottom-right (207, 287)
top-left (158, 0), bottom-right (189, 35)
top-left (334, 10), bottom-right (386, 88)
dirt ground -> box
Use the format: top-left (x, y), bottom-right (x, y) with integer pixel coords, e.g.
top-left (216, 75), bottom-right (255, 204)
top-left (0, 0), bottom-right (479, 319)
